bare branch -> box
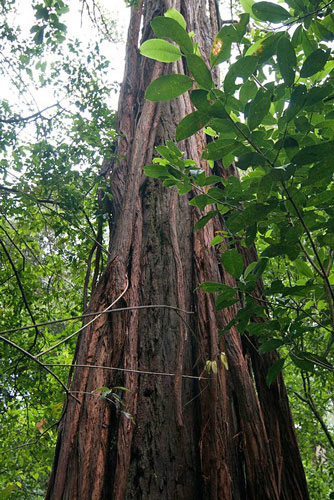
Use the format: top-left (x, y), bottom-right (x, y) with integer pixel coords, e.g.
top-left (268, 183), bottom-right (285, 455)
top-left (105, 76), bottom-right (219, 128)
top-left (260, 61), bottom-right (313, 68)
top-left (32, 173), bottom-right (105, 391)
top-left (0, 103), bottom-right (61, 124)
top-left (0, 236), bottom-right (39, 344)
top-left (44, 363), bottom-right (209, 380)
top-left (0, 334), bottom-right (80, 403)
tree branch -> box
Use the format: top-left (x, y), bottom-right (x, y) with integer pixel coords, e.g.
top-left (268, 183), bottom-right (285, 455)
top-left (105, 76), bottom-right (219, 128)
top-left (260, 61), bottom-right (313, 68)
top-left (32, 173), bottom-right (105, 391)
top-left (0, 334), bottom-right (79, 403)
top-left (0, 236), bottom-right (39, 344)
top-left (0, 103), bottom-right (60, 124)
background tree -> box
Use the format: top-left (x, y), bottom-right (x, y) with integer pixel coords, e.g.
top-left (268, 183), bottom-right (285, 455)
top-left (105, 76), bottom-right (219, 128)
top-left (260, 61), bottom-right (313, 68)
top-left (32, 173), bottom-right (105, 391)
top-left (0, 2), bottom-right (119, 498)
top-left (45, 1), bottom-right (308, 499)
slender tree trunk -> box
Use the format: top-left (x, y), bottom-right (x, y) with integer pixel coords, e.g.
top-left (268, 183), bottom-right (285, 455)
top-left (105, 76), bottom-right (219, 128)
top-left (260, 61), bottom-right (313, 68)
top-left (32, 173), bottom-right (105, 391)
top-left (46, 1), bottom-right (309, 499)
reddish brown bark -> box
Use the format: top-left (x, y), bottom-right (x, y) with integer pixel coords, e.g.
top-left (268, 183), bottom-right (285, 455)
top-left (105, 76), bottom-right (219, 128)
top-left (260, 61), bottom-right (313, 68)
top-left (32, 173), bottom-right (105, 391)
top-left (46, 1), bottom-right (309, 499)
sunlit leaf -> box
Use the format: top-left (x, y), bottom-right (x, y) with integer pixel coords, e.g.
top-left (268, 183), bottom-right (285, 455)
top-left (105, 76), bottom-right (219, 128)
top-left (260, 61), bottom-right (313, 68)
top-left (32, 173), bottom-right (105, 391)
top-left (164, 8), bottom-right (187, 29)
top-left (151, 16), bottom-right (193, 54)
top-left (145, 74), bottom-right (193, 102)
top-left (140, 39), bottom-right (181, 62)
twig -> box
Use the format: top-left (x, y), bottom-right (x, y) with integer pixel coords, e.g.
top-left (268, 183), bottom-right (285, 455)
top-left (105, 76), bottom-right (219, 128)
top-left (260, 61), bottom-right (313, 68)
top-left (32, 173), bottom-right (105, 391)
top-left (83, 240), bottom-right (97, 312)
top-left (0, 185), bottom-right (111, 257)
top-left (0, 304), bottom-right (194, 337)
top-left (44, 363), bottom-right (209, 380)
top-left (35, 276), bottom-right (130, 358)
top-left (0, 237), bottom-right (39, 343)
top-left (282, 182), bottom-right (334, 305)
top-left (295, 372), bottom-right (334, 450)
top-left (281, 0), bottom-right (334, 28)
top-left (246, 292), bottom-right (333, 335)
top-left (0, 224), bottom-right (26, 267)
top-left (0, 103), bottom-right (60, 124)
top-left (0, 421), bottom-right (59, 454)
top-left (0, 334), bottom-right (79, 403)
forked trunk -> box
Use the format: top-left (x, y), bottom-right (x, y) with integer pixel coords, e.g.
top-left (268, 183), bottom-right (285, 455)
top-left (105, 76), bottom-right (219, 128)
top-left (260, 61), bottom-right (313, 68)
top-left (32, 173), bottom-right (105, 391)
top-left (46, 1), bottom-right (308, 498)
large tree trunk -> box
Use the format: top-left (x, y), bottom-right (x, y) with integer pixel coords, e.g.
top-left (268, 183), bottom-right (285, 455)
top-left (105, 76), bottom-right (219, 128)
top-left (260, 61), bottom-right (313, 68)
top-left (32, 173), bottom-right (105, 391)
top-left (46, 1), bottom-right (309, 499)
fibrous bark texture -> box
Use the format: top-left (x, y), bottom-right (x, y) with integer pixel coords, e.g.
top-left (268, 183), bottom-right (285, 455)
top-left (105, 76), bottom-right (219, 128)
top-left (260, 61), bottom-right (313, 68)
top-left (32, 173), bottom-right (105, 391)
top-left (46, 1), bottom-right (309, 499)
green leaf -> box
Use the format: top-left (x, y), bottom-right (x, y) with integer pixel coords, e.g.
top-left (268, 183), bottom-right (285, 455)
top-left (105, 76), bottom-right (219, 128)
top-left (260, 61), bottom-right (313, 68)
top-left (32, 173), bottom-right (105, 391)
top-left (203, 138), bottom-right (241, 161)
top-left (145, 74), bottom-right (193, 102)
top-left (216, 295), bottom-right (239, 310)
top-left (244, 261), bottom-right (258, 278)
top-left (291, 141), bottom-right (334, 165)
top-left (35, 6), bottom-right (49, 20)
top-left (164, 8), bottom-right (187, 29)
top-left (262, 243), bottom-right (298, 259)
top-left (151, 16), bottom-right (193, 54)
top-left (290, 352), bottom-right (314, 371)
top-left (193, 210), bottom-right (217, 229)
top-left (236, 152), bottom-right (266, 170)
top-left (313, 20), bottom-right (334, 42)
top-left (198, 282), bottom-right (235, 293)
top-left (283, 137), bottom-right (299, 160)
top-left (235, 13), bottom-right (250, 39)
top-left (300, 49), bottom-right (330, 78)
top-left (245, 37), bottom-right (264, 56)
top-left (176, 111), bottom-right (210, 141)
top-left (291, 24), bottom-right (303, 47)
top-left (259, 338), bottom-right (285, 353)
top-left (266, 358), bottom-right (285, 387)
top-left (143, 164), bottom-right (169, 178)
top-left (210, 26), bottom-right (238, 66)
top-left (195, 175), bottom-right (222, 186)
top-left (241, 0), bottom-right (259, 19)
top-left (306, 85), bottom-right (332, 106)
top-left (156, 145), bottom-right (178, 162)
top-left (248, 88), bottom-right (271, 130)
top-left (211, 235), bottom-right (224, 245)
top-left (186, 55), bottom-right (214, 90)
top-left (166, 140), bottom-right (183, 157)
top-left (277, 36), bottom-right (296, 86)
top-left (140, 39), bottom-right (181, 62)
top-left (221, 248), bottom-right (244, 278)
top-left (294, 259), bottom-right (314, 278)
top-left (191, 90), bottom-right (210, 111)
top-left (285, 85), bottom-right (307, 122)
top-left (252, 258), bottom-right (269, 278)
top-left (224, 56), bottom-right (258, 94)
top-left (315, 59), bottom-right (334, 81)
top-left (252, 1), bottom-right (290, 23)
top-left (210, 100), bottom-right (230, 119)
top-left (33, 27), bottom-right (45, 45)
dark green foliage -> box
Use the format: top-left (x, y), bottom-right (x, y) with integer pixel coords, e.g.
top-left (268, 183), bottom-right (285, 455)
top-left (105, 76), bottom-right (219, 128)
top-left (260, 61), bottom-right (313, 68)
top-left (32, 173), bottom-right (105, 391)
top-left (0, 2), bottom-right (118, 498)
